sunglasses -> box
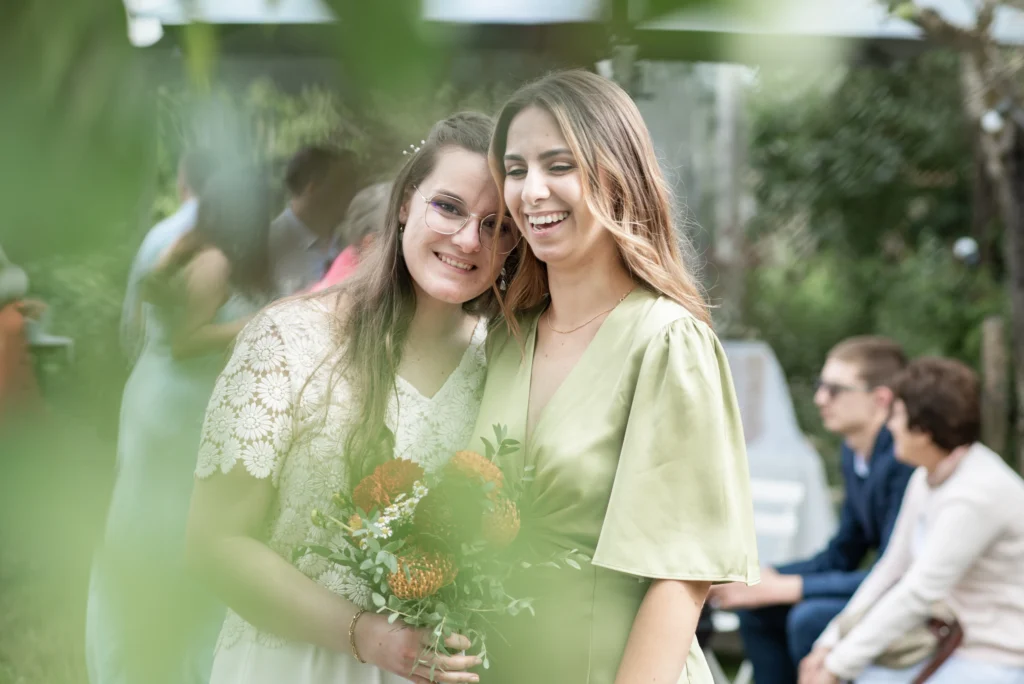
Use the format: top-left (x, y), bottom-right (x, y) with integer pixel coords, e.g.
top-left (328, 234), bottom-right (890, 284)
top-left (814, 377), bottom-right (871, 400)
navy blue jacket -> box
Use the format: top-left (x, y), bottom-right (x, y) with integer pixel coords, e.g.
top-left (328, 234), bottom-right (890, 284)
top-left (777, 428), bottom-right (914, 599)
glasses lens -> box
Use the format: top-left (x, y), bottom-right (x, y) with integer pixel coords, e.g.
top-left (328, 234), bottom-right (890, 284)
top-left (425, 195), bottom-right (466, 235)
top-left (481, 214), bottom-right (520, 254)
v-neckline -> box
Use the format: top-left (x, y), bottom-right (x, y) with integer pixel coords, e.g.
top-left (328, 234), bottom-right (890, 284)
top-left (396, 318), bottom-right (484, 402)
top-left (523, 289), bottom-right (641, 447)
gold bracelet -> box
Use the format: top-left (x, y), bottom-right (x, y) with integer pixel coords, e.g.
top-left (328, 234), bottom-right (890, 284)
top-left (349, 608), bottom-right (368, 663)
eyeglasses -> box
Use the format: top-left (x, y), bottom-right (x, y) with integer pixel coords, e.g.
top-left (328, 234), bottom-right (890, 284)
top-left (815, 377), bottom-right (871, 400)
top-left (415, 187), bottom-right (520, 255)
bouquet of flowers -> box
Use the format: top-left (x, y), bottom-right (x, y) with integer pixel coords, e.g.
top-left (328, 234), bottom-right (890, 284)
top-left (302, 425), bottom-right (585, 670)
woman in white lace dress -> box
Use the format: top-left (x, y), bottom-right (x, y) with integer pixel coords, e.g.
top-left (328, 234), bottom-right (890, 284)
top-left (185, 112), bottom-right (519, 684)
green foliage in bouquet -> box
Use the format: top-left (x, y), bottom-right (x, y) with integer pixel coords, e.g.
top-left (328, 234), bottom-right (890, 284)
top-left (303, 425), bottom-right (586, 672)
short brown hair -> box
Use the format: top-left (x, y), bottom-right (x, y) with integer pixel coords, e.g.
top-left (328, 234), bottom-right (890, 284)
top-left (892, 357), bottom-right (981, 452)
top-left (284, 145), bottom-right (357, 196)
top-left (828, 336), bottom-right (907, 388)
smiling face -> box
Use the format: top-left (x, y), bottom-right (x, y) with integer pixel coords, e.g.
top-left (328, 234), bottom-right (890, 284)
top-left (502, 106), bottom-right (618, 272)
top-left (398, 146), bottom-right (506, 305)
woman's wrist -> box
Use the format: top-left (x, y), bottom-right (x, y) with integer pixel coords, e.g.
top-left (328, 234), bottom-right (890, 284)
top-left (349, 608), bottom-right (368, 663)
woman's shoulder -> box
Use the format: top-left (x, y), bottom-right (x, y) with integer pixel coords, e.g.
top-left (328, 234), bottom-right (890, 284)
top-left (625, 289), bottom-right (716, 351)
top-left (240, 293), bottom-right (341, 360)
top-left (948, 444), bottom-right (1024, 505)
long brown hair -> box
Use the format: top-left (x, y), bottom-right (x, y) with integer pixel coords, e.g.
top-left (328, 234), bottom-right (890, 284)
top-left (323, 112), bottom-right (505, 487)
top-left (489, 69), bottom-right (710, 327)
top-left (155, 165), bottom-right (276, 298)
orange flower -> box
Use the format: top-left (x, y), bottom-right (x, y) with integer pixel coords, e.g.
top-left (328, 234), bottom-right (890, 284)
top-left (353, 459), bottom-right (425, 512)
top-left (387, 548), bottom-right (458, 600)
top-left (444, 450), bottom-right (504, 494)
top-left (482, 497), bottom-right (520, 549)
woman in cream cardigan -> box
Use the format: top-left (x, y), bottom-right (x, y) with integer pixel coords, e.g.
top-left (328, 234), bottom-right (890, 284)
top-left (800, 356), bottom-right (1024, 684)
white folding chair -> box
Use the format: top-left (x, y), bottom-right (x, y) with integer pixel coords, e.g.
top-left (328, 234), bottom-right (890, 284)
top-left (709, 478), bottom-right (807, 684)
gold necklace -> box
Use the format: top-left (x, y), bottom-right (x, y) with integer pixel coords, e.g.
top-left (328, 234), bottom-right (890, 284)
top-left (544, 288), bottom-right (634, 335)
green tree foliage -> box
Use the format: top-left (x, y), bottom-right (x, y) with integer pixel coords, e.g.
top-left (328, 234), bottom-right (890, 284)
top-left (749, 51), bottom-right (973, 256)
top-left (744, 52), bottom-right (1004, 472)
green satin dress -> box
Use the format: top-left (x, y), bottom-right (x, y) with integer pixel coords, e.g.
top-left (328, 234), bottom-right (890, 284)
top-left (467, 288), bottom-right (760, 684)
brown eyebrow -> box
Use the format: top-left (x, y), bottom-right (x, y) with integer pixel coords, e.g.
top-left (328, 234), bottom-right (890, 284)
top-left (503, 148), bottom-right (573, 163)
top-left (430, 189), bottom-right (466, 204)
top-left (540, 148), bottom-right (573, 160)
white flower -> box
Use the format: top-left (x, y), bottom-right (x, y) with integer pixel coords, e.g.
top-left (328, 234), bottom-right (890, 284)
top-left (196, 440), bottom-right (220, 475)
top-left (256, 372), bottom-right (291, 413)
top-left (221, 437), bottom-right (242, 466)
top-left (235, 403), bottom-right (273, 442)
top-left (242, 440), bottom-right (276, 479)
top-left (318, 567), bottom-right (348, 595)
top-left (306, 524), bottom-right (330, 546)
top-left (206, 405), bottom-right (236, 442)
top-left (272, 420), bottom-right (294, 452)
top-left (227, 370), bottom-right (259, 407)
top-left (231, 336), bottom-right (251, 366)
top-left (339, 572), bottom-right (373, 609)
top-left (274, 507), bottom-right (307, 546)
top-left (296, 551), bottom-right (329, 578)
top-left (250, 333), bottom-right (286, 373)
top-left (309, 457), bottom-right (343, 498)
top-left (294, 338), bottom-right (321, 375)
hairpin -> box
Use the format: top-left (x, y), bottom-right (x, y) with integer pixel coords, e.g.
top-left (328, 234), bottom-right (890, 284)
top-left (402, 139), bottom-right (427, 156)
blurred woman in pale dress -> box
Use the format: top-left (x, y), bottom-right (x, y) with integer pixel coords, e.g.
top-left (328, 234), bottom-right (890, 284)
top-left (87, 166), bottom-right (275, 684)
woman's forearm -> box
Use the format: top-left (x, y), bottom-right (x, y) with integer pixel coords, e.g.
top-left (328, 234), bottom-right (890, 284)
top-left (190, 533), bottom-right (359, 653)
top-left (615, 579), bottom-right (710, 684)
top-left (172, 317), bottom-right (251, 360)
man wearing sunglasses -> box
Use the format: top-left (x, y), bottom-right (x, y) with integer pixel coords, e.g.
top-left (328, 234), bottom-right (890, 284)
top-left (710, 336), bottom-right (915, 684)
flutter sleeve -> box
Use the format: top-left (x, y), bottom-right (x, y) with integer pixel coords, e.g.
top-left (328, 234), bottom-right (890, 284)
top-left (195, 309), bottom-right (296, 485)
top-left (592, 315), bottom-right (760, 584)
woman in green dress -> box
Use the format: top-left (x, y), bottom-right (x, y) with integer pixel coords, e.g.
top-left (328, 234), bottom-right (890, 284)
top-left (467, 70), bottom-right (760, 684)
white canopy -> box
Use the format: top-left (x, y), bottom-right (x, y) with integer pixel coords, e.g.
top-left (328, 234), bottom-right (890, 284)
top-left (126, 0), bottom-right (1024, 44)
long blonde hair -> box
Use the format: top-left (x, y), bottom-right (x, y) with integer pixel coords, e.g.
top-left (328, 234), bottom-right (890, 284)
top-left (489, 69), bottom-right (710, 326)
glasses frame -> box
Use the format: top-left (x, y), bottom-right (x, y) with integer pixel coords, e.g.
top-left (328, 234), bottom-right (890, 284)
top-left (414, 187), bottom-right (520, 255)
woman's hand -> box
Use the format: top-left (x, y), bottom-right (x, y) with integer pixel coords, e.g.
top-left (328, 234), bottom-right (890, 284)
top-left (356, 613), bottom-right (481, 684)
top-left (798, 647), bottom-right (830, 684)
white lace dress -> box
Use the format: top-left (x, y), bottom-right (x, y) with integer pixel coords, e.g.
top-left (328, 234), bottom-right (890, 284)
top-left (194, 297), bottom-right (488, 684)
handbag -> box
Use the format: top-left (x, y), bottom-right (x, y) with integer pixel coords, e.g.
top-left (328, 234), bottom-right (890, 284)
top-left (835, 602), bottom-right (963, 682)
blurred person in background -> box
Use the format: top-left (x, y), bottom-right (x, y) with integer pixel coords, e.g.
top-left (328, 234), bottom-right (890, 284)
top-left (0, 244), bottom-right (44, 420)
top-left (801, 357), bottom-right (1024, 684)
top-left (269, 144), bottom-right (359, 296)
top-left (86, 165), bottom-right (276, 684)
top-left (310, 181), bottom-right (391, 292)
top-left (712, 337), bottom-right (914, 684)
top-left (120, 149), bottom-right (215, 364)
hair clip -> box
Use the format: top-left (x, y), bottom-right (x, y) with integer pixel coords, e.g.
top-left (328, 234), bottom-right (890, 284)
top-left (402, 139), bottom-right (427, 156)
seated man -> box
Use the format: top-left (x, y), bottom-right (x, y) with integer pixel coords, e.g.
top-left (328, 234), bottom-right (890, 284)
top-left (710, 336), bottom-right (915, 684)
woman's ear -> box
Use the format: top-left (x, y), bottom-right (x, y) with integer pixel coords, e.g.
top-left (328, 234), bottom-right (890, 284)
top-left (398, 187), bottom-right (412, 225)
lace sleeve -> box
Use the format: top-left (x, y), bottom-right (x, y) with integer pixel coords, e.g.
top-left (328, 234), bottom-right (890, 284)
top-left (196, 311), bottom-right (294, 483)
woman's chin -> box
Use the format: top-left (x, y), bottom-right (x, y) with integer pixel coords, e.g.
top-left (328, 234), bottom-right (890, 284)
top-left (417, 279), bottom-right (488, 306)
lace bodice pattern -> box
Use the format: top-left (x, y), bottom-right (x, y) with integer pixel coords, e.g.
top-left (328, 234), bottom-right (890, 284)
top-left (195, 297), bottom-right (487, 651)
